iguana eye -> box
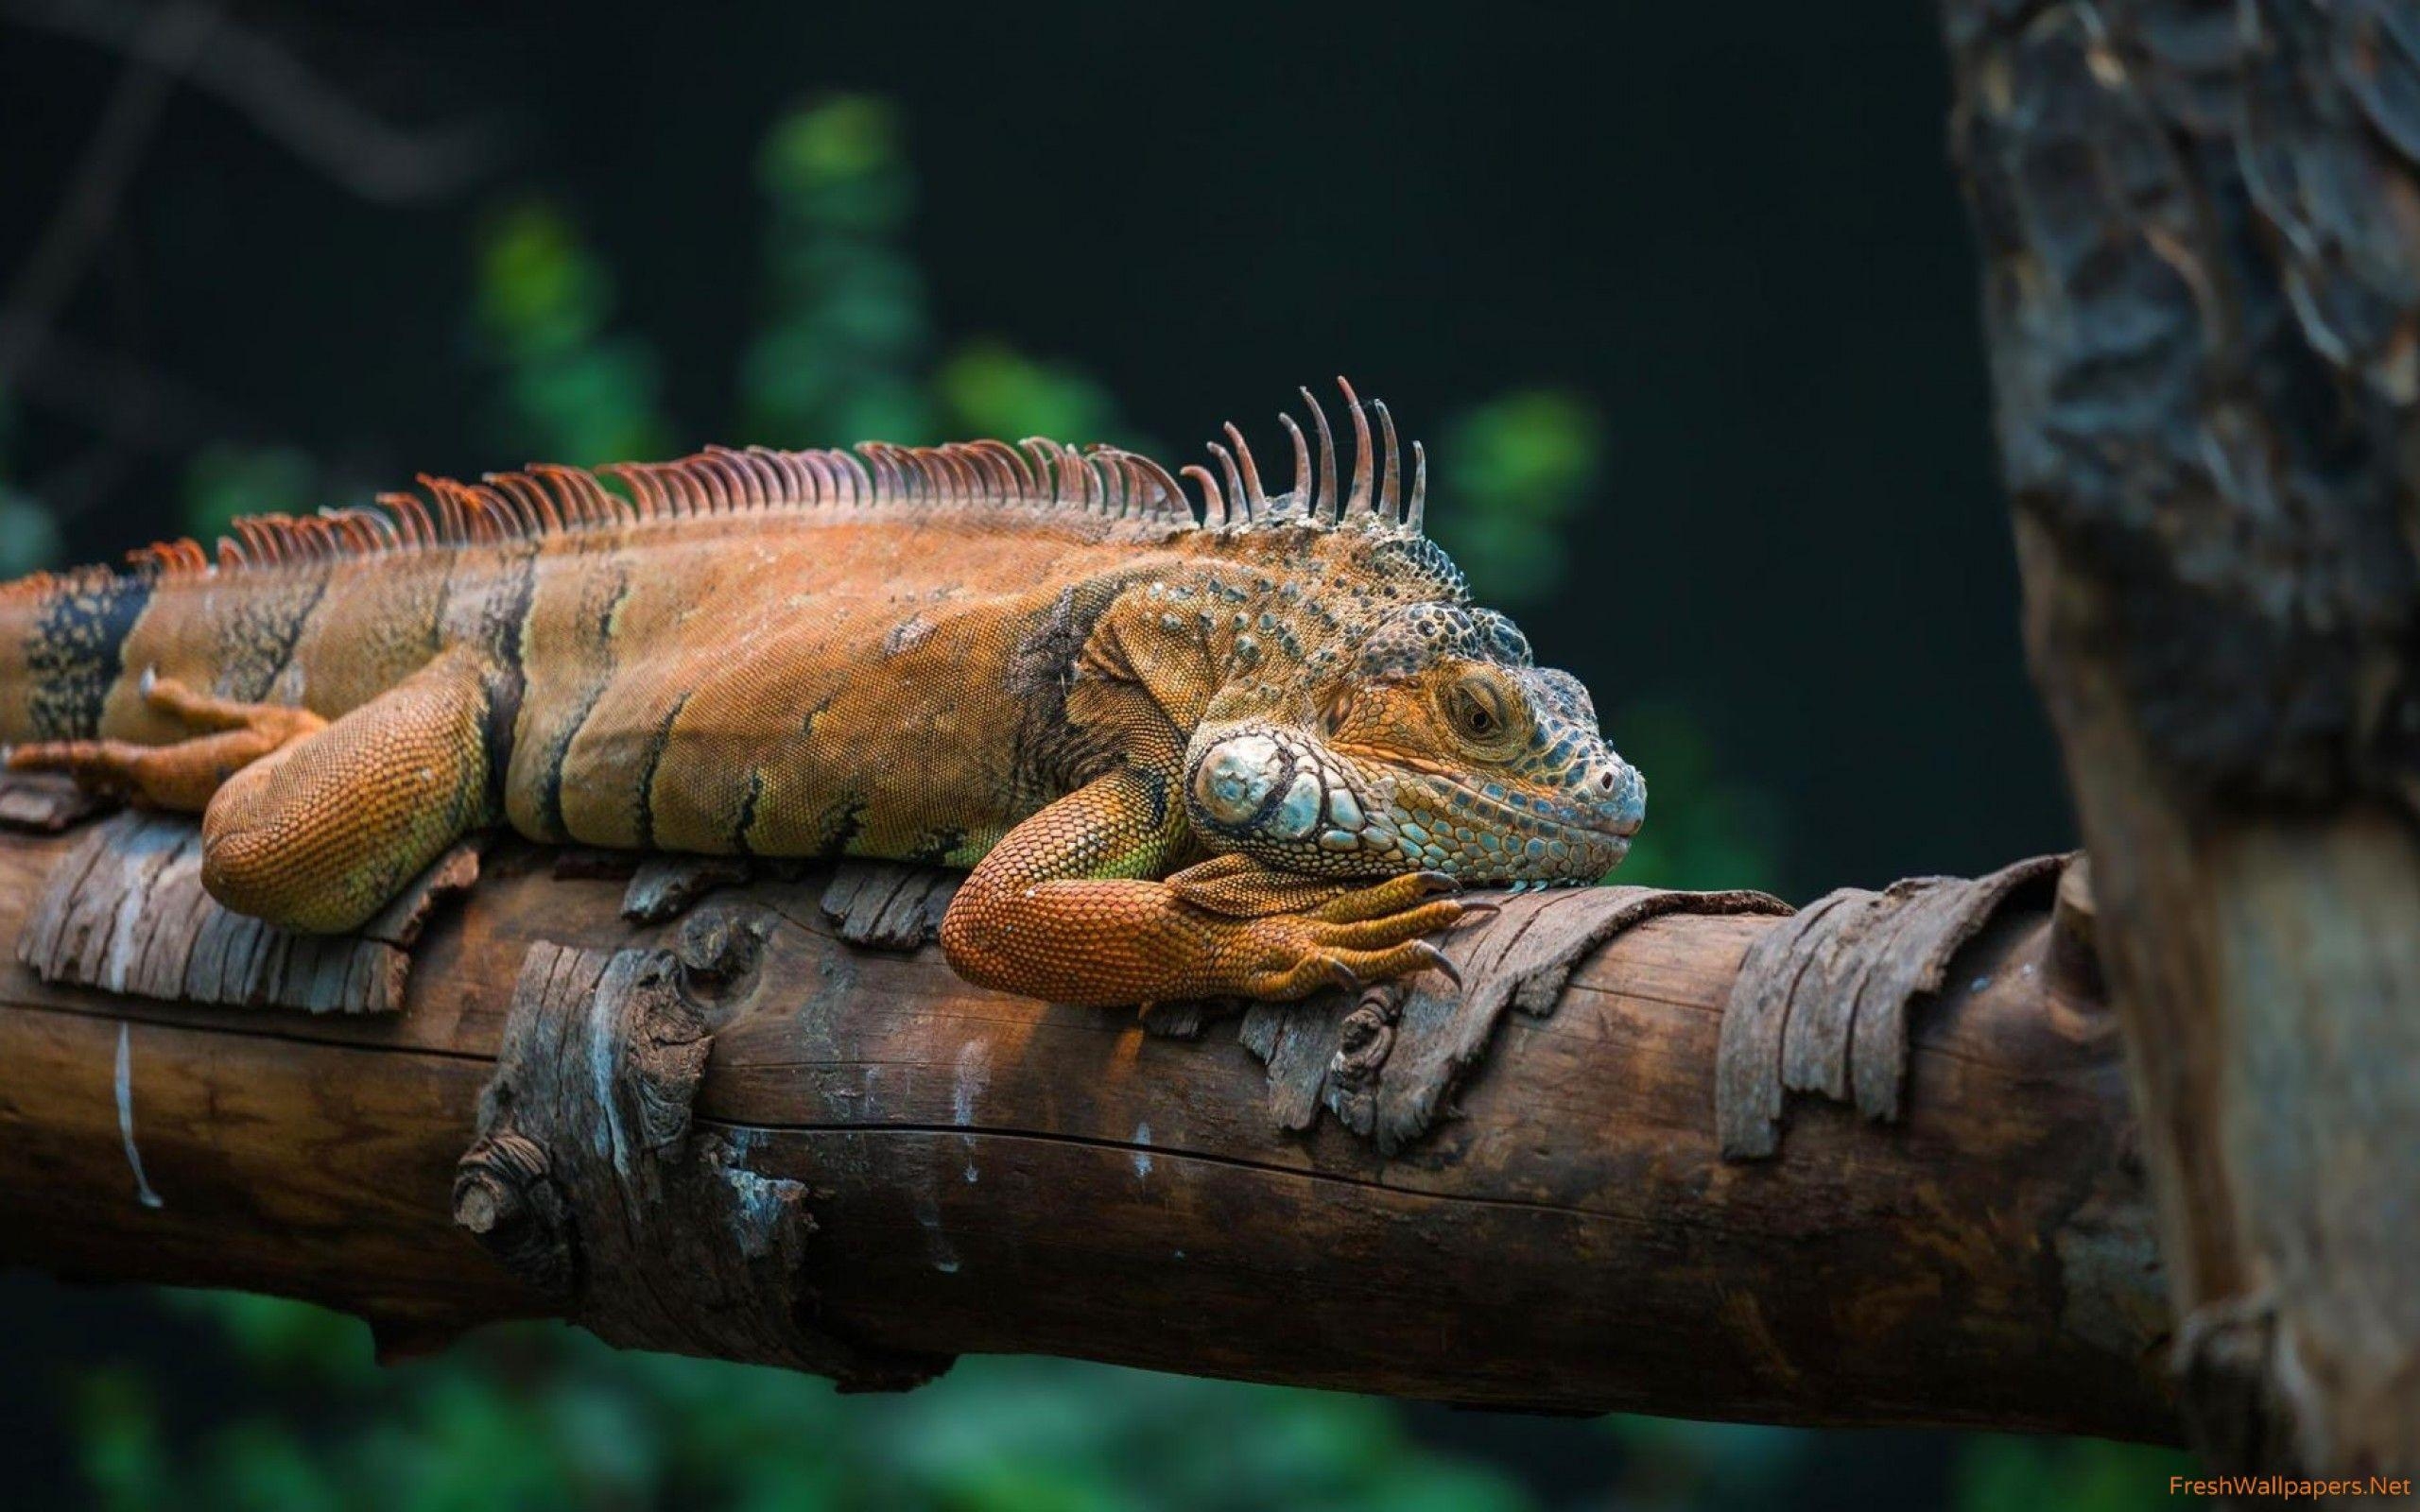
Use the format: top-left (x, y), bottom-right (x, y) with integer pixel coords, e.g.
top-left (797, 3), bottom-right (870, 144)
top-left (1318, 686), bottom-right (1356, 735)
top-left (1444, 679), bottom-right (1510, 742)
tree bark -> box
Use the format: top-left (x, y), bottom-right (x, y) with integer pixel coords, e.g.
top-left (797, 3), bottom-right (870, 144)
top-left (1943, 0), bottom-right (2420, 1478)
top-left (0, 809), bottom-right (2173, 1439)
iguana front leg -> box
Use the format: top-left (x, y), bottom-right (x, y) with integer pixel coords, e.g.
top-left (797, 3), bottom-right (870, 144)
top-left (940, 765), bottom-right (1477, 1007)
top-left (11, 645), bottom-right (503, 935)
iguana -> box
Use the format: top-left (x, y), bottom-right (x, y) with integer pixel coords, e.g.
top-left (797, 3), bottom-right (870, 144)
top-left (0, 381), bottom-right (1644, 1006)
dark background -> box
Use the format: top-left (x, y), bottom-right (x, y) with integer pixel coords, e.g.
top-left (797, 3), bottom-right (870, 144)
top-left (0, 3), bottom-right (2148, 1509)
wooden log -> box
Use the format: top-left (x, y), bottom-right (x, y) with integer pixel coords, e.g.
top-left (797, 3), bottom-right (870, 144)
top-left (0, 821), bottom-right (2175, 1438)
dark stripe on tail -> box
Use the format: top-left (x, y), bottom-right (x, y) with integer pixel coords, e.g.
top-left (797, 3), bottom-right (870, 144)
top-left (633, 690), bottom-right (691, 850)
top-left (533, 566), bottom-right (630, 841)
top-left (734, 769), bottom-right (766, 856)
top-left (817, 797), bottom-right (866, 858)
top-left (26, 574), bottom-right (152, 740)
top-left (217, 572), bottom-right (331, 703)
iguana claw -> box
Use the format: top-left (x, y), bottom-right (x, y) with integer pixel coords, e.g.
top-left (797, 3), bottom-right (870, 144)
top-left (1410, 939), bottom-right (1461, 990)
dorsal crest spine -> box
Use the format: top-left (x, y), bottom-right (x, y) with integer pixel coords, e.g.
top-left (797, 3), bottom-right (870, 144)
top-left (102, 378), bottom-right (1431, 583)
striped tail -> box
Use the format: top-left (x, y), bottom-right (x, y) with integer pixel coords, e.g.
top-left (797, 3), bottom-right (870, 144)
top-left (0, 566), bottom-right (154, 747)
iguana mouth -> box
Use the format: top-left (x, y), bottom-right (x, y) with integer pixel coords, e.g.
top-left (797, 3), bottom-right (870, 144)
top-left (1424, 772), bottom-right (1640, 837)
top-left (1334, 743), bottom-right (1642, 844)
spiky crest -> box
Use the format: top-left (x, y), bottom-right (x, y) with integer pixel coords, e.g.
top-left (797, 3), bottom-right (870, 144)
top-left (66, 379), bottom-right (1433, 585)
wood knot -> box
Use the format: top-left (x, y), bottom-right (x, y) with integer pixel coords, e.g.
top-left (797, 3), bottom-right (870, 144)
top-left (453, 1130), bottom-right (575, 1299)
top-left (675, 905), bottom-right (769, 996)
top-left (1330, 984), bottom-right (1405, 1091)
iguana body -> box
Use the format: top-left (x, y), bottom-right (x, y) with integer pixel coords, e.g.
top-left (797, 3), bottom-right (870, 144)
top-left (1, 384), bottom-right (1644, 1005)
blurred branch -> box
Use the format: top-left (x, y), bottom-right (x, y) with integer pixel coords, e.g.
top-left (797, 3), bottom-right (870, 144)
top-left (0, 819), bottom-right (2175, 1440)
top-left (2, 0), bottom-right (507, 204)
top-left (0, 0), bottom-right (214, 404)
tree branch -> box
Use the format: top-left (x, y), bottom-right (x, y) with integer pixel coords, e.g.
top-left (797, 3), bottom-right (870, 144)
top-left (0, 809), bottom-right (2174, 1439)
top-left (2, 0), bottom-right (506, 205)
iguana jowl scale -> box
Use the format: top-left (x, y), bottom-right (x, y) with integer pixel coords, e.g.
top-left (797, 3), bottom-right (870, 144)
top-left (0, 381), bottom-right (1644, 1005)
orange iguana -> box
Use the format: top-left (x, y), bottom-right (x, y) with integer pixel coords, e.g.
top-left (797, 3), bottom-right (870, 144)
top-left (0, 381), bottom-right (1644, 1006)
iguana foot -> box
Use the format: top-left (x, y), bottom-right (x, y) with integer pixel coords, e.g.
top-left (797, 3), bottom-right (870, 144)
top-left (6, 671), bottom-right (326, 811)
top-left (1164, 859), bottom-right (1479, 993)
top-left (942, 774), bottom-right (1489, 1006)
top-left (1222, 904), bottom-right (1467, 998)
top-left (943, 869), bottom-right (1477, 1006)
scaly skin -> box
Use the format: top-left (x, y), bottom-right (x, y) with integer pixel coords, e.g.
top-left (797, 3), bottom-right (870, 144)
top-left (0, 383), bottom-right (1645, 1006)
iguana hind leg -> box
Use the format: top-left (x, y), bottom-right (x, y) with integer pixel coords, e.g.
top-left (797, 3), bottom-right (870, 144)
top-left (197, 645), bottom-right (502, 935)
top-left (6, 672), bottom-right (328, 811)
top-left (14, 650), bottom-right (498, 933)
top-left (940, 766), bottom-right (1480, 1007)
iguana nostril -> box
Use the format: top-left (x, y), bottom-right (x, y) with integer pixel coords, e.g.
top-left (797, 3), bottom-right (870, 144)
top-left (1602, 762), bottom-right (1647, 832)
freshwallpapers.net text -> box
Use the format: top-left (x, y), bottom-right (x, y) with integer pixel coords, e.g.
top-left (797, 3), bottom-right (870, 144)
top-left (2171, 1476), bottom-right (2414, 1500)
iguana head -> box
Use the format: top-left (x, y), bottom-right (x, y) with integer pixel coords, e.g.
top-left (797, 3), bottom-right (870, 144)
top-left (1184, 597), bottom-right (1644, 887)
top-left (1165, 380), bottom-right (1643, 888)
